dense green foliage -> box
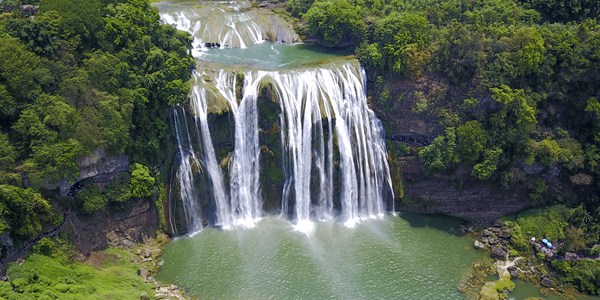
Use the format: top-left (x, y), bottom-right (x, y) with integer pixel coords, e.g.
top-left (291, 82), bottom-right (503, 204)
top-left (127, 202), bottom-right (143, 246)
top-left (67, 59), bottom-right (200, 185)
top-left (293, 1), bottom-right (600, 294)
top-left (303, 0), bottom-right (366, 47)
top-left (0, 185), bottom-right (52, 239)
top-left (0, 0), bottom-right (192, 242)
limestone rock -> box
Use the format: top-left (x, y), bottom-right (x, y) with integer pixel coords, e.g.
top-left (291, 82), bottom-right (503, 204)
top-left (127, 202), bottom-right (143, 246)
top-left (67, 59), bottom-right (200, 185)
top-left (138, 268), bottom-right (148, 278)
top-left (565, 252), bottom-right (578, 260)
top-left (474, 240), bottom-right (486, 250)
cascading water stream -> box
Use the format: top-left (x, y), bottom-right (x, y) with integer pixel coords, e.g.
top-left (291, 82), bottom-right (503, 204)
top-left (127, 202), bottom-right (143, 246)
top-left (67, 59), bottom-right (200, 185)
top-left (172, 108), bottom-right (203, 233)
top-left (159, 4), bottom-right (264, 51)
top-left (173, 64), bottom-right (393, 232)
top-left (270, 65), bottom-right (392, 229)
top-left (214, 71), bottom-right (263, 227)
top-left (189, 74), bottom-right (232, 228)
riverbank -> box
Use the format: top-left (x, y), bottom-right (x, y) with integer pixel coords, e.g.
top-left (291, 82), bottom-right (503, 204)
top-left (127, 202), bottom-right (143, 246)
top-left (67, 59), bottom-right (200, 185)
top-left (0, 234), bottom-right (190, 300)
top-left (467, 206), bottom-right (600, 299)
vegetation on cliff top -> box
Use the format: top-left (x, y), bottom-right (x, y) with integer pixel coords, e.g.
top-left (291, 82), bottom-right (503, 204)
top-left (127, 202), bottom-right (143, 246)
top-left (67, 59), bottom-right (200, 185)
top-left (0, 0), bottom-right (192, 251)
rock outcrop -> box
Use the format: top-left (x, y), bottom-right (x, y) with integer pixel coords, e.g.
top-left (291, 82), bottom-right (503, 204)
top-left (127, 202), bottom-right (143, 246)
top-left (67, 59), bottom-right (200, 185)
top-left (64, 198), bottom-right (158, 256)
top-left (394, 157), bottom-right (548, 222)
top-left (41, 148), bottom-right (129, 196)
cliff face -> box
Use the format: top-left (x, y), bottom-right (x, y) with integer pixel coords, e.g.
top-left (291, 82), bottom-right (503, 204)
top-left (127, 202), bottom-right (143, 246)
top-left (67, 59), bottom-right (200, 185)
top-left (61, 150), bottom-right (157, 255)
top-left (64, 197), bottom-right (158, 256)
top-left (392, 157), bottom-right (550, 222)
top-left (369, 74), bottom-right (578, 222)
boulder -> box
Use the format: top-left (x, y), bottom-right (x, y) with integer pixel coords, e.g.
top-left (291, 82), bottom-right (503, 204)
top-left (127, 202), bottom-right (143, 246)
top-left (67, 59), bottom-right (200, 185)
top-left (498, 229), bottom-right (512, 239)
top-left (541, 277), bottom-right (554, 288)
top-left (138, 268), bottom-right (148, 278)
top-left (488, 237), bottom-right (500, 245)
top-left (491, 245), bottom-right (508, 260)
top-left (565, 252), bottom-right (578, 261)
top-left (474, 240), bottom-right (486, 250)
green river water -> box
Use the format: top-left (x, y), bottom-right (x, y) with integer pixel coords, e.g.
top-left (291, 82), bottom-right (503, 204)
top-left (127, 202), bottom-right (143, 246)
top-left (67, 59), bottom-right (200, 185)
top-left (157, 214), bottom-right (482, 299)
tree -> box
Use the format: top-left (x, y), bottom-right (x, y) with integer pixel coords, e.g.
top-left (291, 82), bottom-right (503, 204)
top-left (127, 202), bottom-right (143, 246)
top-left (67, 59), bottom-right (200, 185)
top-left (488, 85), bottom-right (537, 157)
top-left (303, 0), bottom-right (366, 47)
top-left (356, 42), bottom-right (382, 69)
top-left (0, 133), bottom-right (16, 171)
top-left (373, 12), bottom-right (431, 75)
top-left (0, 35), bottom-right (53, 102)
top-left (288, 0), bottom-right (315, 17)
top-left (472, 147), bottom-right (502, 180)
top-left (0, 185), bottom-right (53, 239)
top-left (129, 163), bottom-right (155, 198)
top-left (23, 139), bottom-right (84, 187)
top-left (4, 17), bottom-right (60, 57)
top-left (521, 0), bottom-right (600, 22)
top-left (418, 136), bottom-right (447, 171)
top-left (0, 84), bottom-right (17, 122)
top-left (39, 0), bottom-right (104, 51)
top-left (457, 120), bottom-right (487, 164)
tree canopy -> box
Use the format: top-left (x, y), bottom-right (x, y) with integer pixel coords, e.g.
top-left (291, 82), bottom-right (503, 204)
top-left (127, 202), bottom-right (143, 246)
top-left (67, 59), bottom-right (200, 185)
top-left (0, 0), bottom-right (193, 241)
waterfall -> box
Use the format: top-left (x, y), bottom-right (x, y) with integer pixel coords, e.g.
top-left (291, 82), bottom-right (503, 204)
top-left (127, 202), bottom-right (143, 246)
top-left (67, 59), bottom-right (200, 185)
top-left (159, 5), bottom-right (264, 51)
top-left (172, 108), bottom-right (203, 233)
top-left (190, 74), bottom-right (232, 228)
top-left (270, 64), bottom-right (392, 228)
top-left (214, 71), bottom-right (263, 227)
top-left (161, 0), bottom-right (393, 234)
top-left (172, 63), bottom-right (393, 233)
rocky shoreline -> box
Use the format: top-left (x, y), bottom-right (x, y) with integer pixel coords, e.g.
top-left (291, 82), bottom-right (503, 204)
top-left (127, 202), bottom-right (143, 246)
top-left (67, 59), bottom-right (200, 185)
top-left (467, 220), bottom-right (598, 300)
top-left (80, 234), bottom-right (191, 300)
top-left (124, 235), bottom-right (190, 300)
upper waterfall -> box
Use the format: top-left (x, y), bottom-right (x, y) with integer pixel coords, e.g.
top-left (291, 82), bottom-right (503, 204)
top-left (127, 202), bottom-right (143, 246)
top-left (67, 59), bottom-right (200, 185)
top-left (156, 0), bottom-right (299, 53)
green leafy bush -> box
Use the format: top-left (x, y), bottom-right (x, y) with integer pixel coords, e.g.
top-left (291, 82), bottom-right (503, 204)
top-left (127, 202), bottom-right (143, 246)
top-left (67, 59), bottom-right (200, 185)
top-left (129, 163), bottom-right (156, 199)
top-left (0, 185), bottom-right (53, 239)
top-left (303, 0), bottom-right (366, 47)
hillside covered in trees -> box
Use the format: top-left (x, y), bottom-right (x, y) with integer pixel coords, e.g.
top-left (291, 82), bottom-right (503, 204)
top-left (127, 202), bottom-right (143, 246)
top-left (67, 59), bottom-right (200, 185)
top-left (0, 0), bottom-right (193, 244)
top-left (0, 0), bottom-right (599, 297)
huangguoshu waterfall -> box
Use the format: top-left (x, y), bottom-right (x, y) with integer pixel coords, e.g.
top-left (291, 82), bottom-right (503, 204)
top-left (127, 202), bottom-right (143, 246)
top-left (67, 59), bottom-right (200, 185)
top-left (173, 65), bottom-right (393, 232)
top-left (161, 1), bottom-right (393, 234)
